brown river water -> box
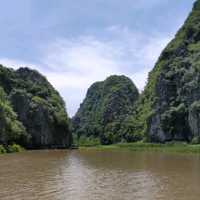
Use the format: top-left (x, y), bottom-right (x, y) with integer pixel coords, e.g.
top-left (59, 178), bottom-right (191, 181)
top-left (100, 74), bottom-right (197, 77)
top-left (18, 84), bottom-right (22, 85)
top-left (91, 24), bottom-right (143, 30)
top-left (0, 149), bottom-right (200, 200)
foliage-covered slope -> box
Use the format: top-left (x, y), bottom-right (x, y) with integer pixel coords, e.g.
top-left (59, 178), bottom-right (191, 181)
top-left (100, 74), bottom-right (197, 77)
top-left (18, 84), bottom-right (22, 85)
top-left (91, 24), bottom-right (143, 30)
top-left (73, 75), bottom-right (139, 144)
top-left (0, 65), bottom-right (72, 149)
top-left (0, 87), bottom-right (27, 146)
top-left (133, 0), bottom-right (200, 143)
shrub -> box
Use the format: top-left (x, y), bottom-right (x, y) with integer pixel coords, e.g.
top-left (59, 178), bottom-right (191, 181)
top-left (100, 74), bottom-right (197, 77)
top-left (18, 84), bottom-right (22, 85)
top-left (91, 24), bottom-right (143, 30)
top-left (191, 136), bottom-right (200, 144)
top-left (0, 145), bottom-right (6, 154)
top-left (7, 144), bottom-right (24, 153)
top-left (76, 135), bottom-right (101, 147)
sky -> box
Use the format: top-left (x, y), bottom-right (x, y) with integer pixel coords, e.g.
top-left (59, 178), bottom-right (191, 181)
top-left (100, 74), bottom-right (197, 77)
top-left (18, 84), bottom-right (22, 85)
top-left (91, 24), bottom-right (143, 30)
top-left (0, 0), bottom-right (196, 116)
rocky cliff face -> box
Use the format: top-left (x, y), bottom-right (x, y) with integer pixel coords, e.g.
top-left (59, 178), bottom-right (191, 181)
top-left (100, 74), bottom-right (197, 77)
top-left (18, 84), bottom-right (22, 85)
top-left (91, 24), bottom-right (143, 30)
top-left (73, 75), bottom-right (139, 144)
top-left (0, 65), bottom-right (72, 148)
top-left (136, 0), bottom-right (200, 143)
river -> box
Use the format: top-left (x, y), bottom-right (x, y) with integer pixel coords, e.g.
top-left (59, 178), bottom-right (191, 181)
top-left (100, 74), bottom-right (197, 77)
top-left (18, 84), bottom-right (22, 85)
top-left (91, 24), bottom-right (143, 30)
top-left (0, 149), bottom-right (200, 200)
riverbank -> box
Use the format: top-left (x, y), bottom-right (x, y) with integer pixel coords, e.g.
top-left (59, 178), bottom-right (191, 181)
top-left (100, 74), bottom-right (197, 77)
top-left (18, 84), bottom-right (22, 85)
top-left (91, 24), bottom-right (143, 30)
top-left (80, 142), bottom-right (200, 154)
top-left (1, 142), bottom-right (200, 154)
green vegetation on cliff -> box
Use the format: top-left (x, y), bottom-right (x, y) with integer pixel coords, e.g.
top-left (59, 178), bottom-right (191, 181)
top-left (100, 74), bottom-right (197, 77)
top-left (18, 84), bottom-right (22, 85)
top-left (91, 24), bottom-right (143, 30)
top-left (129, 0), bottom-right (200, 143)
top-left (0, 87), bottom-right (28, 146)
top-left (73, 75), bottom-right (139, 144)
top-left (0, 65), bottom-right (72, 149)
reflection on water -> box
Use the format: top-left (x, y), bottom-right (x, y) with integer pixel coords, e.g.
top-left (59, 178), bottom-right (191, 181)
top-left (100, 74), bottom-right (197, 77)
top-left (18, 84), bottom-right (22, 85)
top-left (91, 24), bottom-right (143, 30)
top-left (0, 150), bottom-right (200, 200)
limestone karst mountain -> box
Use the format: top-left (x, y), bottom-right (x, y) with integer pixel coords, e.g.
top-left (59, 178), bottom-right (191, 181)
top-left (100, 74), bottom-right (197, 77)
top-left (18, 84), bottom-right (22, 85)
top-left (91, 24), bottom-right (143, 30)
top-left (0, 65), bottom-right (72, 149)
top-left (73, 75), bottom-right (139, 144)
top-left (132, 0), bottom-right (200, 143)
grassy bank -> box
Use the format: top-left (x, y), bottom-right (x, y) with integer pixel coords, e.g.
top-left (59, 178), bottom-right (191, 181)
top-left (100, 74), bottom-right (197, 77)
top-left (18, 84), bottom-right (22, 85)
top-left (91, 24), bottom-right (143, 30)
top-left (80, 142), bottom-right (200, 154)
top-left (0, 144), bottom-right (24, 154)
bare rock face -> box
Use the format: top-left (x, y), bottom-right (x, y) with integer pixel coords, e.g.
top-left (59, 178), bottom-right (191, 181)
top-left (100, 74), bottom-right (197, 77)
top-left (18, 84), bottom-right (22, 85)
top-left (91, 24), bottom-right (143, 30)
top-left (0, 66), bottom-right (72, 149)
top-left (188, 101), bottom-right (200, 142)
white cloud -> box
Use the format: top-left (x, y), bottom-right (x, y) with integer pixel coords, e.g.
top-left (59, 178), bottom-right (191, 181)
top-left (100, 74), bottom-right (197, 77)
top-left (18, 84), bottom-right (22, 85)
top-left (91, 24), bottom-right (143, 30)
top-left (130, 68), bottom-right (150, 92)
top-left (0, 26), bottom-right (172, 116)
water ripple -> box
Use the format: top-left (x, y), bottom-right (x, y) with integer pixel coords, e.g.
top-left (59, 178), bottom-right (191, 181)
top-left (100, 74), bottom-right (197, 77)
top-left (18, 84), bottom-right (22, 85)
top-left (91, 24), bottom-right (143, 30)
top-left (0, 150), bottom-right (200, 200)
